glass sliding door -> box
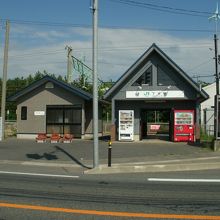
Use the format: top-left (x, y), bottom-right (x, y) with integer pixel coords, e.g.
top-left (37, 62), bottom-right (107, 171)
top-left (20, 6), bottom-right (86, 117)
top-left (46, 105), bottom-right (82, 137)
top-left (64, 108), bottom-right (82, 136)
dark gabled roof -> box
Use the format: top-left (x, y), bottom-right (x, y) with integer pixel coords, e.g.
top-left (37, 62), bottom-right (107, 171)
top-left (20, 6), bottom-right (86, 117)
top-left (103, 43), bottom-right (209, 101)
top-left (7, 75), bottom-right (93, 101)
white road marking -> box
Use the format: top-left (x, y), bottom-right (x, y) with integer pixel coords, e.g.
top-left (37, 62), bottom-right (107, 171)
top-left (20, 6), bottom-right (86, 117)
top-left (0, 171), bottom-right (79, 178)
top-left (148, 178), bottom-right (220, 183)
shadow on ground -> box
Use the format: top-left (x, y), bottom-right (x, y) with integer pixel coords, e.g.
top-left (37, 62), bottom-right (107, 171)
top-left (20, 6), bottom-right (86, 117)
top-left (26, 146), bottom-right (92, 169)
top-left (54, 146), bottom-right (92, 169)
top-left (26, 153), bottom-right (58, 160)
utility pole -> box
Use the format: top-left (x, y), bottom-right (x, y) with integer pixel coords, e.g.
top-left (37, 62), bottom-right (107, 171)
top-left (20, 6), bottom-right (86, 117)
top-left (215, 34), bottom-right (219, 95)
top-left (91, 0), bottom-right (99, 168)
top-left (65, 45), bottom-right (73, 83)
top-left (209, 4), bottom-right (220, 143)
top-left (214, 34), bottom-right (220, 140)
top-left (1, 20), bottom-right (10, 141)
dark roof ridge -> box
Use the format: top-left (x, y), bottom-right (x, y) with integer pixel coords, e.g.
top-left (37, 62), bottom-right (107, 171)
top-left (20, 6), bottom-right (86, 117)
top-left (103, 43), bottom-right (208, 101)
top-left (7, 75), bottom-right (93, 101)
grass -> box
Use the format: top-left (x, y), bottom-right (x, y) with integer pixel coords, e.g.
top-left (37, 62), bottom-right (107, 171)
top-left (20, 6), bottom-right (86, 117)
top-left (200, 132), bottom-right (214, 142)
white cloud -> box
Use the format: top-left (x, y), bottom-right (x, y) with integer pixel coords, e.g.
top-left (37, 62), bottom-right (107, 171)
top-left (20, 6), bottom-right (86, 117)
top-left (97, 28), bottom-right (214, 82)
top-left (0, 25), bottom-right (215, 84)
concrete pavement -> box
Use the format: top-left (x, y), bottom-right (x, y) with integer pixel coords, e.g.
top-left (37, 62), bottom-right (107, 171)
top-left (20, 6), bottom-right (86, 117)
top-left (0, 137), bottom-right (220, 174)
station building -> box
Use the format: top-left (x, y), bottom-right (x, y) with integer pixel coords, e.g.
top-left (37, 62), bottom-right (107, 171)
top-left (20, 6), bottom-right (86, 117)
top-left (104, 44), bottom-right (209, 142)
top-left (8, 75), bottom-right (103, 139)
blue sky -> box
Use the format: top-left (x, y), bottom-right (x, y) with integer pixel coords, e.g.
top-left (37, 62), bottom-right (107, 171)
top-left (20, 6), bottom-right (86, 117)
top-left (0, 0), bottom-right (218, 82)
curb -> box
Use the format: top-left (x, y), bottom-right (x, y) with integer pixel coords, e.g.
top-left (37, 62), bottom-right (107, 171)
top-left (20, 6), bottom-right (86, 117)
top-left (0, 160), bottom-right (91, 168)
top-left (1, 158), bottom-right (220, 175)
top-left (84, 162), bottom-right (220, 174)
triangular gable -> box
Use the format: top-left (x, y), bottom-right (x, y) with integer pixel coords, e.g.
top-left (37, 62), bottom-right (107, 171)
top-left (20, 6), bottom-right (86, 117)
top-left (8, 75), bottom-right (93, 102)
top-left (132, 66), bottom-right (153, 86)
top-left (157, 65), bottom-right (176, 86)
top-left (104, 43), bottom-right (208, 101)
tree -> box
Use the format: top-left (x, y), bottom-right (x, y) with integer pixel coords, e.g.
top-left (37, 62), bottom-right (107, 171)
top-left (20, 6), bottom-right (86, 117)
top-left (199, 80), bottom-right (210, 88)
top-left (1, 70), bottom-right (112, 120)
top-left (72, 74), bottom-right (92, 93)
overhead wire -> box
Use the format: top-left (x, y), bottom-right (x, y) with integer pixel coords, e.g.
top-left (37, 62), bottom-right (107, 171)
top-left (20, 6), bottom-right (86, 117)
top-left (108, 0), bottom-right (212, 17)
top-left (186, 59), bottom-right (213, 72)
top-left (0, 18), bottom-right (213, 33)
top-left (4, 43), bottom-right (213, 61)
top-left (9, 49), bottom-right (65, 59)
top-left (0, 18), bottom-right (91, 28)
top-left (0, 2), bottom-right (213, 82)
top-left (192, 74), bottom-right (215, 78)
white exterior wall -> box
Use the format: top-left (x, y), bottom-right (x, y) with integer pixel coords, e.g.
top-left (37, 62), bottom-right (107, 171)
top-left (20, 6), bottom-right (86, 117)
top-left (201, 83), bottom-right (216, 135)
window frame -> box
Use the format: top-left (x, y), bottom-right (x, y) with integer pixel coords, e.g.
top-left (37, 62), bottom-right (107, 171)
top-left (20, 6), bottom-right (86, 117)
top-left (157, 65), bottom-right (176, 86)
top-left (46, 105), bottom-right (82, 136)
top-left (21, 106), bottom-right (27, 120)
top-left (132, 66), bottom-right (153, 86)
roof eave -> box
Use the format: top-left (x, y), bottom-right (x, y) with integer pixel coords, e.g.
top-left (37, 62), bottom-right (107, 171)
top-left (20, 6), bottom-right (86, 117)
top-left (7, 75), bottom-right (93, 102)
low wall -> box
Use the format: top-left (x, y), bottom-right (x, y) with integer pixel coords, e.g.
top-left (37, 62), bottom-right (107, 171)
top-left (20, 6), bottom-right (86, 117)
top-left (5, 121), bottom-right (17, 137)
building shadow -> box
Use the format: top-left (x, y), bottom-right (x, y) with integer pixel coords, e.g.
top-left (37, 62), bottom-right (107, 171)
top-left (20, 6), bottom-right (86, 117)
top-left (54, 146), bottom-right (92, 169)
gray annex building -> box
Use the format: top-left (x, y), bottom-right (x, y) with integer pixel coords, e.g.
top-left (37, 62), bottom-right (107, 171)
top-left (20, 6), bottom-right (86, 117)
top-left (104, 44), bottom-right (208, 142)
top-left (8, 76), bottom-right (102, 139)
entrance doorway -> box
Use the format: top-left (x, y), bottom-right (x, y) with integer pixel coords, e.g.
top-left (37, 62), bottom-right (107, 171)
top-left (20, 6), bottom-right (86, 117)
top-left (46, 105), bottom-right (82, 137)
top-left (141, 109), bottom-right (171, 140)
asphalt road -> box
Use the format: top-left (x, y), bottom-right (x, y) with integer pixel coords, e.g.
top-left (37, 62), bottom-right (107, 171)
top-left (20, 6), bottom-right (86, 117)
top-left (1, 171), bottom-right (220, 219)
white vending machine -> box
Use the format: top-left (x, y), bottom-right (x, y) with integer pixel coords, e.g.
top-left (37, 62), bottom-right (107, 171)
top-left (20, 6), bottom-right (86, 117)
top-left (119, 110), bottom-right (134, 141)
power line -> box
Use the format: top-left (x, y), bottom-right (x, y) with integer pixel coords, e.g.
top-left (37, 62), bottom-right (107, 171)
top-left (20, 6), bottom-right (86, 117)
top-left (0, 43), bottom-right (211, 61)
top-left (9, 61), bottom-right (66, 66)
top-left (0, 18), bottom-right (214, 33)
top-left (72, 56), bottom-right (105, 84)
top-left (108, 0), bottom-right (211, 17)
top-left (0, 44), bottom-right (212, 65)
top-left (0, 18), bottom-right (91, 28)
top-left (100, 26), bottom-right (214, 33)
top-left (186, 59), bottom-right (213, 72)
top-left (9, 50), bottom-right (65, 59)
top-left (192, 74), bottom-right (215, 79)
top-left (72, 44), bottom-right (213, 52)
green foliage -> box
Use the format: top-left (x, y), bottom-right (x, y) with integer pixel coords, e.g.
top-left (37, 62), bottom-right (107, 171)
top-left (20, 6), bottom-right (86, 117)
top-left (199, 80), bottom-right (211, 88)
top-left (0, 70), bottom-right (112, 121)
top-left (98, 81), bottom-right (114, 97)
top-left (72, 74), bottom-right (93, 93)
top-left (0, 71), bottom-right (66, 120)
top-left (200, 129), bottom-right (214, 142)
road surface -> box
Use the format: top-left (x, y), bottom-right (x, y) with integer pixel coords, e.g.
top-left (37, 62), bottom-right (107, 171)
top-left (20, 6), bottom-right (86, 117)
top-left (1, 170), bottom-right (220, 219)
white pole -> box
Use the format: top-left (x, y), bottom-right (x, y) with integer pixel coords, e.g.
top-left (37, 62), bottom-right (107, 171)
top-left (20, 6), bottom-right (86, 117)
top-left (92, 0), bottom-right (99, 168)
top-left (1, 20), bottom-right (10, 141)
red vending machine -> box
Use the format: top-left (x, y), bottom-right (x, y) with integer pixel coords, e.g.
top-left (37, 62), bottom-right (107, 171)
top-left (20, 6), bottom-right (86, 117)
top-left (173, 110), bottom-right (195, 142)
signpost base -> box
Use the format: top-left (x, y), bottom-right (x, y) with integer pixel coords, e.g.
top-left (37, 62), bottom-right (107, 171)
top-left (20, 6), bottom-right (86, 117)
top-left (213, 140), bottom-right (220, 151)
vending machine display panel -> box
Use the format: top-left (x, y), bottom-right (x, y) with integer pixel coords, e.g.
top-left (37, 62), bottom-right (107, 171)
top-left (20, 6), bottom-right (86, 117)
top-left (174, 110), bottom-right (195, 142)
top-left (119, 110), bottom-right (134, 141)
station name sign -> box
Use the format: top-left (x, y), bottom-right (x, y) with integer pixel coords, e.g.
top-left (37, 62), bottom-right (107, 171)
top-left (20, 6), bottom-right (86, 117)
top-left (126, 90), bottom-right (184, 99)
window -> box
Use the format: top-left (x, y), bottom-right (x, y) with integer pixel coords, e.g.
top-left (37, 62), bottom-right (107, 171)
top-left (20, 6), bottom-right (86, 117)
top-left (157, 66), bottom-right (176, 86)
top-left (45, 82), bottom-right (54, 89)
top-left (46, 105), bottom-right (82, 137)
top-left (21, 106), bottom-right (27, 120)
top-left (132, 66), bottom-right (152, 86)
